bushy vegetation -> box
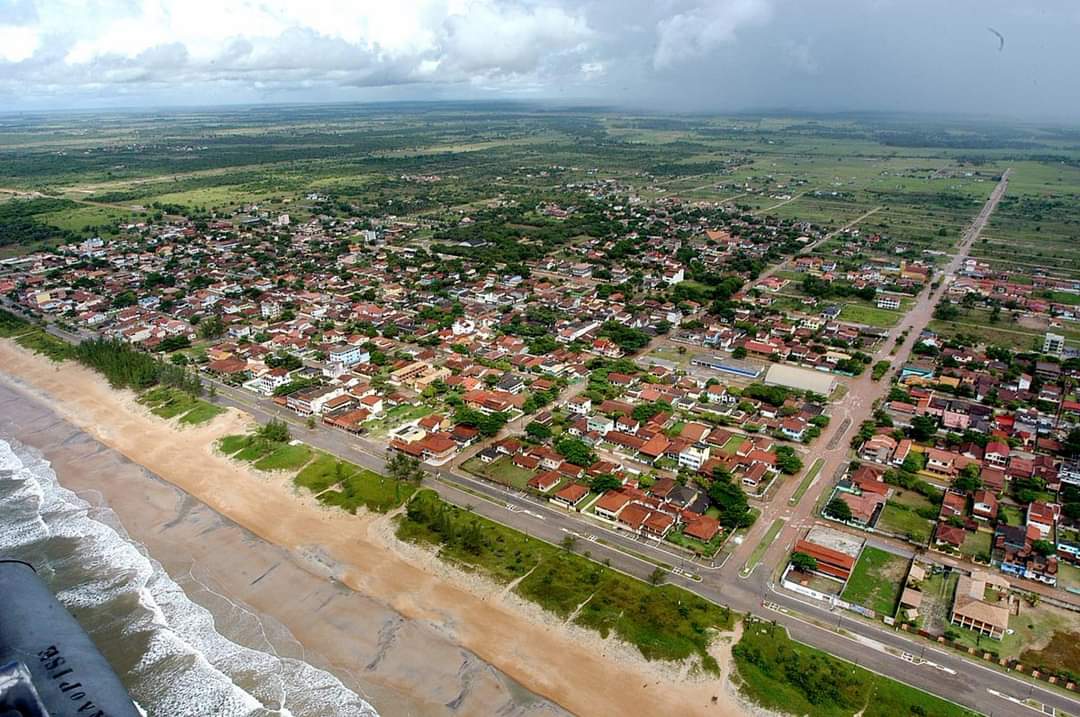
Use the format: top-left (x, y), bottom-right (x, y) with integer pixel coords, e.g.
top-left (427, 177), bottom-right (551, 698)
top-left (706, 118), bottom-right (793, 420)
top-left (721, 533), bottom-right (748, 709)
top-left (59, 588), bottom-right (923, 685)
top-left (734, 619), bottom-right (978, 717)
top-left (0, 309), bottom-right (74, 360)
top-left (74, 337), bottom-right (203, 393)
top-left (0, 198), bottom-right (81, 247)
top-left (397, 489), bottom-right (734, 671)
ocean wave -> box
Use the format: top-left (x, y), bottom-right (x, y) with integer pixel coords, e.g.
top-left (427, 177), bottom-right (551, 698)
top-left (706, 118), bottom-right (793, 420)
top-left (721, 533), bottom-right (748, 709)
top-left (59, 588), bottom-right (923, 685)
top-left (0, 438), bottom-right (378, 717)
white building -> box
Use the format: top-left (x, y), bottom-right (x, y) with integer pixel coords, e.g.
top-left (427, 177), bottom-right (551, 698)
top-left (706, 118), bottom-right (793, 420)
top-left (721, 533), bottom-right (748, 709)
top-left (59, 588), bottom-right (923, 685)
top-left (328, 343), bottom-right (370, 367)
top-left (1044, 332), bottom-right (1065, 356)
top-left (678, 443), bottom-right (711, 471)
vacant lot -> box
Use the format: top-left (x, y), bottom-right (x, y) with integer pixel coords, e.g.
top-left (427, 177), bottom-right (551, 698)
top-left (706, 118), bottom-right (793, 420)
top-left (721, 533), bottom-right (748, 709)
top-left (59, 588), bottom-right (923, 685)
top-left (877, 501), bottom-right (934, 545)
top-left (253, 443), bottom-right (313, 472)
top-left (841, 547), bottom-right (910, 616)
top-left (462, 455), bottom-right (534, 489)
top-left (838, 303), bottom-right (902, 328)
top-left (958, 529), bottom-right (992, 562)
top-left (919, 569), bottom-right (960, 635)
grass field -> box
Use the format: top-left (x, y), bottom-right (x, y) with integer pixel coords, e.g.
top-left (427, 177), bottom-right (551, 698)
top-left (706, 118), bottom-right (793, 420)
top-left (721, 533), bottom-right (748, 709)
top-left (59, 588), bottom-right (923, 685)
top-left (838, 303), bottom-right (903, 328)
top-left (877, 501), bottom-right (934, 545)
top-left (840, 547), bottom-right (909, 616)
top-left (139, 386), bottom-right (223, 426)
top-left (958, 529), bottom-right (992, 562)
top-left (733, 619), bottom-right (978, 717)
top-left (253, 443), bottom-right (313, 472)
top-left (220, 433), bottom-right (411, 513)
top-left (0, 310), bottom-right (74, 361)
top-left (364, 403), bottom-right (434, 437)
top-left (397, 489), bottom-right (734, 671)
top-left (462, 455), bottom-right (534, 489)
top-left (294, 451), bottom-right (414, 513)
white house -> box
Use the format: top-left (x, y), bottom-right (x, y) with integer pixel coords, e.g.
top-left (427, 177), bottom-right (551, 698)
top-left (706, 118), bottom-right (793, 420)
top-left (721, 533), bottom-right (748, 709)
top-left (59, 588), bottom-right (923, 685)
top-left (678, 443), bottom-right (711, 471)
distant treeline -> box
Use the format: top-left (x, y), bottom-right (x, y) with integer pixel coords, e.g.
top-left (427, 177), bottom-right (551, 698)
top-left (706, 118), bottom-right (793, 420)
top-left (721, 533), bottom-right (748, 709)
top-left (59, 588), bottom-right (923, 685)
top-left (0, 197), bottom-right (79, 247)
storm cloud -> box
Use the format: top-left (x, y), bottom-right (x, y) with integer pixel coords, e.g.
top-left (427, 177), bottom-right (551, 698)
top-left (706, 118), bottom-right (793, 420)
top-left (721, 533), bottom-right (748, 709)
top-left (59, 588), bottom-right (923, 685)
top-left (0, 0), bottom-right (1076, 118)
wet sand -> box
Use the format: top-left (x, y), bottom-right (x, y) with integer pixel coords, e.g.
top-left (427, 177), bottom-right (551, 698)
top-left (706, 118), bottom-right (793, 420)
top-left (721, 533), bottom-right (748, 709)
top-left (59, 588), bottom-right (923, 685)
top-left (0, 340), bottom-right (746, 717)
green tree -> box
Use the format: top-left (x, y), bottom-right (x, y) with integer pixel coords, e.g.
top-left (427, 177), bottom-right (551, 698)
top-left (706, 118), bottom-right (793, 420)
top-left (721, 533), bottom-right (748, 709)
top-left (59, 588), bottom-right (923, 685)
top-left (257, 419), bottom-right (291, 443)
top-left (825, 497), bottom-right (852, 522)
top-left (1033, 539), bottom-right (1056, 556)
top-left (708, 475), bottom-right (753, 529)
top-left (556, 436), bottom-right (596, 467)
top-left (790, 552), bottom-right (818, 572)
top-left (774, 446), bottom-right (803, 475)
top-left (386, 452), bottom-right (425, 483)
top-left (525, 421), bottom-right (552, 441)
top-left (953, 463), bottom-right (982, 493)
top-left (589, 474), bottom-right (622, 494)
top-left (197, 314), bottom-right (226, 340)
top-left (909, 415), bottom-right (938, 441)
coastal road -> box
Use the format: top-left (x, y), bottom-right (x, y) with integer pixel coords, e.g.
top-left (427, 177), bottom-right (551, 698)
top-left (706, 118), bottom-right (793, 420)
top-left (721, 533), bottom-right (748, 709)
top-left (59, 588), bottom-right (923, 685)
top-left (199, 377), bottom-right (1069, 717)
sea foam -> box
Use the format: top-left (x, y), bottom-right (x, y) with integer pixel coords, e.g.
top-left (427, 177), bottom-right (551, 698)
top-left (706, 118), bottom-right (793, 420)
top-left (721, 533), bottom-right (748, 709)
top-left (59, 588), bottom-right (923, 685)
top-left (0, 438), bottom-right (378, 717)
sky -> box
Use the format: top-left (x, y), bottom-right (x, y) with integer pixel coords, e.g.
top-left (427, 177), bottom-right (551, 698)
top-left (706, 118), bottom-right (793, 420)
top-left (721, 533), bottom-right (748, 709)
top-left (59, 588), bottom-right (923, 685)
top-left (0, 0), bottom-right (1077, 119)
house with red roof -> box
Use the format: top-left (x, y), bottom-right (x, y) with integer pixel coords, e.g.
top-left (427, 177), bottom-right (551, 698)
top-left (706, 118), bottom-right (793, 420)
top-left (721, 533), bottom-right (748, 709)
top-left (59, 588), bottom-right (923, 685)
top-left (984, 441), bottom-right (1010, 468)
top-left (551, 483), bottom-right (589, 509)
top-left (972, 490), bottom-right (998, 522)
top-left (528, 471), bottom-right (562, 493)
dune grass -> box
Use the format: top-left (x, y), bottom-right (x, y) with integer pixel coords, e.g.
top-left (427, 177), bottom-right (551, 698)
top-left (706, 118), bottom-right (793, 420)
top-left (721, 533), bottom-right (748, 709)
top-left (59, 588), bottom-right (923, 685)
top-left (397, 489), bottom-right (734, 672)
top-left (734, 619), bottom-right (977, 717)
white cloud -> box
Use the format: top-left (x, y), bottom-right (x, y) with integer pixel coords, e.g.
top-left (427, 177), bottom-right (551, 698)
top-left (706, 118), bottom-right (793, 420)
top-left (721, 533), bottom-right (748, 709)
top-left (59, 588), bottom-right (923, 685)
top-left (0, 0), bottom-right (600, 98)
top-left (0, 24), bottom-right (39, 61)
top-left (653, 0), bottom-right (772, 69)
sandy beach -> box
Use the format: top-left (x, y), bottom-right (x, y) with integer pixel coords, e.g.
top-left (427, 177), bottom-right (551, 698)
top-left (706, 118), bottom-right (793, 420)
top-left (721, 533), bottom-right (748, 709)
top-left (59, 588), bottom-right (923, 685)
top-left (0, 339), bottom-right (748, 717)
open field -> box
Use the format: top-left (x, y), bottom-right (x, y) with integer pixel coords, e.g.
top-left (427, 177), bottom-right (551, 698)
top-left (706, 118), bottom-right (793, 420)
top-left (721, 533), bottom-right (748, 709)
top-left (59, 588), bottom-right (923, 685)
top-left (838, 303), bottom-right (904, 328)
top-left (840, 546), bottom-right (909, 616)
top-left (877, 500), bottom-right (934, 545)
top-left (462, 455), bottom-right (534, 489)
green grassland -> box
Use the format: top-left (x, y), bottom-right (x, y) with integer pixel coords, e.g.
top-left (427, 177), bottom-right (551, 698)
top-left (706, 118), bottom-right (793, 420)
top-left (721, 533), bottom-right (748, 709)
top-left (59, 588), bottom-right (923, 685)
top-left (219, 433), bottom-right (414, 513)
top-left (139, 386), bottom-right (224, 426)
top-left (840, 546), bottom-right (909, 616)
top-left (0, 108), bottom-right (1071, 264)
top-left (734, 619), bottom-right (978, 717)
top-left (838, 303), bottom-right (904, 327)
top-left (462, 455), bottom-right (535, 489)
top-left (397, 489), bottom-right (734, 671)
top-left (294, 451), bottom-right (415, 513)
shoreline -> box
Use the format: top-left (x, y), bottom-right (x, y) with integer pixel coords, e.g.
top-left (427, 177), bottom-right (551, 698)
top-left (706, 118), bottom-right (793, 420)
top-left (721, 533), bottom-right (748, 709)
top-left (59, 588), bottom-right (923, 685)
top-left (0, 378), bottom-right (561, 717)
top-left (0, 339), bottom-right (749, 717)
